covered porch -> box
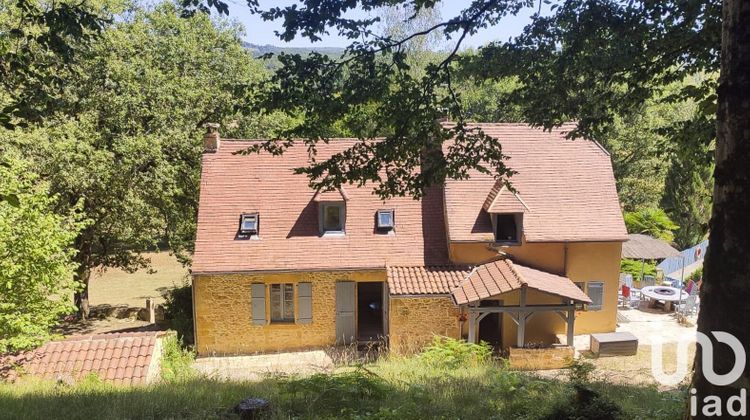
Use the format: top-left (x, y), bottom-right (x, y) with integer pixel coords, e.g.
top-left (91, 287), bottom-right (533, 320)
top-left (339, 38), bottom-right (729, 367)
top-left (452, 259), bottom-right (592, 350)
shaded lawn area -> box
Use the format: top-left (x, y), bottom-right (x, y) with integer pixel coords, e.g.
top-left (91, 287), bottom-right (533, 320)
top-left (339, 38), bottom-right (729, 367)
top-left (1, 358), bottom-right (685, 419)
top-left (89, 252), bottom-right (188, 308)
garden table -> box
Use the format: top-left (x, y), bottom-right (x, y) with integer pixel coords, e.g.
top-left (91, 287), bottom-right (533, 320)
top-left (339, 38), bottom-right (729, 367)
top-left (640, 286), bottom-right (688, 311)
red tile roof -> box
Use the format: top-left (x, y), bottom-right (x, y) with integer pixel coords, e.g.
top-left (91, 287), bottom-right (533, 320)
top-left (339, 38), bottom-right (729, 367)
top-left (483, 184), bottom-right (529, 213)
top-left (387, 266), bottom-right (470, 295)
top-left (443, 123), bottom-right (627, 243)
top-left (193, 140), bottom-right (450, 274)
top-left (2, 332), bottom-right (166, 385)
top-left (452, 259), bottom-right (592, 305)
top-left (193, 124), bottom-right (626, 274)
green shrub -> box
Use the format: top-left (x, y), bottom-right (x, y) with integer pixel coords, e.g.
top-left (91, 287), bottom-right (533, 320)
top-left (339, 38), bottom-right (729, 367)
top-left (620, 258), bottom-right (656, 281)
top-left (419, 336), bottom-right (492, 369)
top-left (567, 358), bottom-right (596, 384)
top-left (687, 266), bottom-right (703, 283)
top-left (160, 334), bottom-right (195, 383)
top-left (162, 282), bottom-right (193, 344)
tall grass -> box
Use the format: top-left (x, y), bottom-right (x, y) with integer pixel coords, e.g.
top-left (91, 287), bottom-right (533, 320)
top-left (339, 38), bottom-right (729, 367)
top-left (0, 340), bottom-right (686, 419)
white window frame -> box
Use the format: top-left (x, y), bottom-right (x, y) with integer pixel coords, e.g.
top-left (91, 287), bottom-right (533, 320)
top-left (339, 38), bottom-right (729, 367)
top-left (320, 202), bottom-right (346, 235)
top-left (270, 283), bottom-right (295, 323)
top-left (376, 209), bottom-right (395, 230)
top-left (240, 213), bottom-right (259, 235)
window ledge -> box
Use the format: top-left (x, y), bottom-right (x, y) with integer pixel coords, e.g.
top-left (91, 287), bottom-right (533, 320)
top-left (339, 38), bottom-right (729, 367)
top-left (320, 232), bottom-right (346, 238)
top-left (493, 241), bottom-right (521, 247)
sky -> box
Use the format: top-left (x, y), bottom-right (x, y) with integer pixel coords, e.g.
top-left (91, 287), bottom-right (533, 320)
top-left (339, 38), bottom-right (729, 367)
top-left (225, 0), bottom-right (548, 49)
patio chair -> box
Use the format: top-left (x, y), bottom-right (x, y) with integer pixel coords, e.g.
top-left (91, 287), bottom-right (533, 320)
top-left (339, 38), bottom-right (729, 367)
top-left (685, 280), bottom-right (696, 295)
top-left (643, 275), bottom-right (656, 287)
top-left (676, 295), bottom-right (699, 316)
top-left (628, 288), bottom-right (642, 309)
top-left (624, 274), bottom-right (634, 288)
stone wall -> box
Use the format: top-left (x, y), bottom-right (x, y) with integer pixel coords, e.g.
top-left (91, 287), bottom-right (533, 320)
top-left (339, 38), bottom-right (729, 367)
top-left (388, 296), bottom-right (463, 354)
top-left (507, 346), bottom-right (574, 370)
top-left (194, 270), bottom-right (384, 356)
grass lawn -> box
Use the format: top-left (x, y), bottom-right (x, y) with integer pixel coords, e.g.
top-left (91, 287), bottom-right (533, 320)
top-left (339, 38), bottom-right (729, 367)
top-left (1, 356), bottom-right (686, 419)
top-left (89, 252), bottom-right (189, 308)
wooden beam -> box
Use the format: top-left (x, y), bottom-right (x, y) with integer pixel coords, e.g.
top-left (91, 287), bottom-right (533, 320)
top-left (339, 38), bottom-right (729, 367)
top-left (468, 312), bottom-right (477, 343)
top-left (567, 307), bottom-right (575, 348)
top-left (467, 304), bottom-right (575, 313)
top-left (517, 288), bottom-right (527, 348)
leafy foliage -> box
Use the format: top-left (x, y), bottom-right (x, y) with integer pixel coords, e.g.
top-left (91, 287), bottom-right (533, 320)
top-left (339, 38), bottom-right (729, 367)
top-left (5, 2), bottom-right (287, 317)
top-left (623, 208), bottom-right (679, 243)
top-left (620, 259), bottom-right (656, 281)
top-left (0, 154), bottom-right (85, 352)
top-left (160, 334), bottom-right (196, 383)
top-left (162, 283), bottom-right (194, 345)
top-left (419, 336), bottom-right (492, 369)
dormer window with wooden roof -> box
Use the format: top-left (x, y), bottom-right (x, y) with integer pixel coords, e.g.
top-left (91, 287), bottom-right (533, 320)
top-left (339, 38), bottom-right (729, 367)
top-left (483, 182), bottom-right (528, 245)
top-left (313, 187), bottom-right (349, 235)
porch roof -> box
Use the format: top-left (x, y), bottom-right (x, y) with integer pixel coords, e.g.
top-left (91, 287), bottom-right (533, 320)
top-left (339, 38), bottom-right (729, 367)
top-left (451, 259), bottom-right (592, 305)
top-left (387, 265), bottom-right (470, 295)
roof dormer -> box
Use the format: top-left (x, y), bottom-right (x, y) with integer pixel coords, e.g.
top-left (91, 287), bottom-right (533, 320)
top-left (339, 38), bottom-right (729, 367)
top-left (313, 187), bottom-right (349, 236)
top-left (484, 181), bottom-right (528, 245)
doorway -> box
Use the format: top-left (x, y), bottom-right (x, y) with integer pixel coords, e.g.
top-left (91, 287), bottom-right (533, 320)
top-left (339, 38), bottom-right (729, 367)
top-left (357, 282), bottom-right (384, 341)
top-left (478, 300), bottom-right (502, 348)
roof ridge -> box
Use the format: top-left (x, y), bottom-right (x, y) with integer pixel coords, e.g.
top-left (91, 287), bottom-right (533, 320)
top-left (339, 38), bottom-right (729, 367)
top-left (503, 259), bottom-right (528, 286)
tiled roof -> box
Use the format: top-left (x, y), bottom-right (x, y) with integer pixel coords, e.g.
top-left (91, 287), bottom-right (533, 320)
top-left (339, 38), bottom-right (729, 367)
top-left (193, 140), bottom-right (450, 274)
top-left (312, 187), bottom-right (349, 202)
top-left (443, 123), bottom-right (627, 243)
top-left (621, 233), bottom-right (681, 259)
top-left (387, 265), bottom-right (470, 295)
top-left (452, 259), bottom-right (592, 305)
top-left (2, 331), bottom-right (166, 385)
top-left (483, 184), bottom-right (529, 213)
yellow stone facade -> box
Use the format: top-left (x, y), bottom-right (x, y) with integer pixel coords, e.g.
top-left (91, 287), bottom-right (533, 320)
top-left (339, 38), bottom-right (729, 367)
top-left (193, 270), bottom-right (385, 356)
top-left (193, 240), bottom-right (622, 355)
top-left (507, 346), bottom-right (574, 370)
top-left (388, 296), bottom-right (463, 354)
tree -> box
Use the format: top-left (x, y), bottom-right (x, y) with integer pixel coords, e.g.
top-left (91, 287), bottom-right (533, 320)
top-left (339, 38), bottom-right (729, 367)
top-left (0, 153), bottom-right (84, 352)
top-left (11, 2), bottom-right (280, 319)
top-left (623, 208), bottom-right (679, 243)
top-left (192, 0), bottom-right (745, 408)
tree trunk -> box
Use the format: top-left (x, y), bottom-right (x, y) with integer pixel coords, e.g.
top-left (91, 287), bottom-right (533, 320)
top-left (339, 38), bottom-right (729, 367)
top-left (74, 264), bottom-right (91, 320)
top-left (691, 0), bottom-right (750, 416)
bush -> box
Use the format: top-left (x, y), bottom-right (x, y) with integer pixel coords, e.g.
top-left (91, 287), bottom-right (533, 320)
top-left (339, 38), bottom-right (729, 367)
top-left (419, 336), bottom-right (492, 369)
top-left (620, 258), bottom-right (656, 281)
top-left (160, 334), bottom-right (195, 383)
top-left (687, 266), bottom-right (703, 283)
top-left (162, 282), bottom-right (193, 345)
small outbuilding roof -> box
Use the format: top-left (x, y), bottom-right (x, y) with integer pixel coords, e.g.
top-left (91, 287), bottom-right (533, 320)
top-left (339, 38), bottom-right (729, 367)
top-left (621, 234), bottom-right (681, 259)
top-left (452, 259), bottom-right (592, 305)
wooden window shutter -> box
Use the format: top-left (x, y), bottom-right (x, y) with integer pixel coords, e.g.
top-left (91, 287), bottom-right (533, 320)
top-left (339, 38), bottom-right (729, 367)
top-left (297, 282), bottom-right (313, 324)
top-left (251, 283), bottom-right (267, 325)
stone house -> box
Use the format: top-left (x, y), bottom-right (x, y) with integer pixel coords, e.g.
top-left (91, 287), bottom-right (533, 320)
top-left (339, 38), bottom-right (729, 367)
top-left (191, 123), bottom-right (627, 358)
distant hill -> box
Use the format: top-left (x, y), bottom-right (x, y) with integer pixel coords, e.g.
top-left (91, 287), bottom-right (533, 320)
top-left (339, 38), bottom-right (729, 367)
top-left (243, 42), bottom-right (345, 58)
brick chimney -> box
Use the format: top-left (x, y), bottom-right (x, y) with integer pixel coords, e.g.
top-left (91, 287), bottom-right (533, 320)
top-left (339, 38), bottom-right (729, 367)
top-left (203, 123), bottom-right (220, 153)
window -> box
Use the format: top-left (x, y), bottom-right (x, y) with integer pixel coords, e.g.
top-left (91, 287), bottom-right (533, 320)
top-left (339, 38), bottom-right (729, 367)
top-left (321, 202), bottom-right (345, 233)
top-left (494, 213), bottom-right (521, 243)
top-left (270, 283), bottom-right (294, 322)
top-left (587, 281), bottom-right (604, 311)
top-left (240, 213), bottom-right (259, 235)
top-left (376, 209), bottom-right (395, 230)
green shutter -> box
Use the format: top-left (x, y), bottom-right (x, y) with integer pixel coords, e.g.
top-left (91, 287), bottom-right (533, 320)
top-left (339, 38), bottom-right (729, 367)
top-left (251, 283), bottom-right (266, 325)
top-left (298, 282), bottom-right (313, 324)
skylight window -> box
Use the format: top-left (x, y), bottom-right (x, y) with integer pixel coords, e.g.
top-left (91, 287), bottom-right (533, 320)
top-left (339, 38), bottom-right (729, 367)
top-left (240, 213), bottom-right (259, 235)
top-left (376, 209), bottom-right (395, 230)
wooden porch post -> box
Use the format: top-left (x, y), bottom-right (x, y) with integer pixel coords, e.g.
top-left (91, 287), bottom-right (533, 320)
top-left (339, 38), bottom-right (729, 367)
top-left (516, 287), bottom-right (527, 347)
top-left (468, 308), bottom-right (477, 343)
top-left (567, 306), bottom-right (575, 348)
